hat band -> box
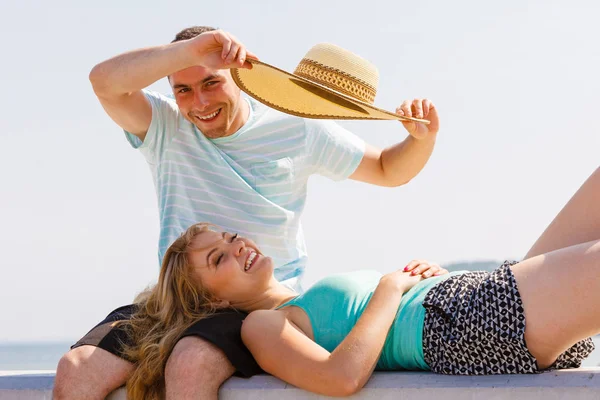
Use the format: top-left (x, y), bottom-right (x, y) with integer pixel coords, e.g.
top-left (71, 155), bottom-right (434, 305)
top-left (293, 59), bottom-right (377, 104)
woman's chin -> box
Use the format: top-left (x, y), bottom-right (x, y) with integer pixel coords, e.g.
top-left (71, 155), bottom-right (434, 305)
top-left (261, 256), bottom-right (275, 274)
top-left (253, 257), bottom-right (277, 286)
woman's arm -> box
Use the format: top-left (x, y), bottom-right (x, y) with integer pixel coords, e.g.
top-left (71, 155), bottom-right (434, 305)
top-left (242, 270), bottom-right (421, 397)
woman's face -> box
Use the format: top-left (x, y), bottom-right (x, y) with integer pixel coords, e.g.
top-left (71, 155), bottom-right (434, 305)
top-left (187, 229), bottom-right (275, 305)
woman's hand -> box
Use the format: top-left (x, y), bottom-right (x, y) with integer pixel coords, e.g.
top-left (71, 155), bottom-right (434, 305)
top-left (403, 259), bottom-right (448, 278)
top-left (379, 269), bottom-right (423, 293)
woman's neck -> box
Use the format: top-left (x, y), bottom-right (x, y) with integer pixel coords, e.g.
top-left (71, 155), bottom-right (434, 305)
top-left (231, 281), bottom-right (297, 312)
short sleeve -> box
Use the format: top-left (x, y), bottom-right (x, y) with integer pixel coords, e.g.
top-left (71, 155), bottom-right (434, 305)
top-left (303, 119), bottom-right (365, 181)
top-left (179, 310), bottom-right (264, 378)
top-left (123, 89), bottom-right (180, 165)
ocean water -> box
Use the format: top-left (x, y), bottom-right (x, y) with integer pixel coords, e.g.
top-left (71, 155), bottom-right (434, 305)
top-left (0, 342), bottom-right (72, 371)
top-left (1, 337), bottom-right (599, 371)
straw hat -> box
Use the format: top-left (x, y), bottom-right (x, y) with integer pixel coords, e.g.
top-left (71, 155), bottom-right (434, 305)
top-left (231, 43), bottom-right (428, 123)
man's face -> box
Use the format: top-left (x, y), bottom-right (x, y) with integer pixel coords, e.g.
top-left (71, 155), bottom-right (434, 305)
top-left (170, 66), bottom-right (248, 138)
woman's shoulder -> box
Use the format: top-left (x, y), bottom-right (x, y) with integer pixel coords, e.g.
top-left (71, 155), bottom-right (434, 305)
top-left (242, 309), bottom-right (286, 340)
top-left (244, 309), bottom-right (284, 325)
top-left (241, 307), bottom-right (315, 354)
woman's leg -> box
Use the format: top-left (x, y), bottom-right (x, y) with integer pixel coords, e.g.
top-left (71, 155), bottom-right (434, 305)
top-left (525, 167), bottom-right (600, 259)
top-left (511, 239), bottom-right (600, 369)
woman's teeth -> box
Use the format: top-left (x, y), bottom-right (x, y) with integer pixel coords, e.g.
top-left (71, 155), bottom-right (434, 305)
top-left (245, 251), bottom-right (257, 271)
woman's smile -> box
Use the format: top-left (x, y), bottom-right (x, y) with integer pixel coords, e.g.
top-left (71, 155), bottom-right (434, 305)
top-left (244, 251), bottom-right (259, 272)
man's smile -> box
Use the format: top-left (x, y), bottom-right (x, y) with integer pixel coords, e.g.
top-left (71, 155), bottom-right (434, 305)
top-left (193, 108), bottom-right (222, 122)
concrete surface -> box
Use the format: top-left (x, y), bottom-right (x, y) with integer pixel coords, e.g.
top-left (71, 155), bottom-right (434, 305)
top-left (1, 368), bottom-right (599, 399)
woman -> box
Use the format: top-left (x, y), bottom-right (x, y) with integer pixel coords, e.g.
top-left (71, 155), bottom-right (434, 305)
top-left (123, 168), bottom-right (600, 398)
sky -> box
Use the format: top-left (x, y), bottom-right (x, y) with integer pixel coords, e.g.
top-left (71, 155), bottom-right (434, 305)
top-left (0, 0), bottom-right (598, 342)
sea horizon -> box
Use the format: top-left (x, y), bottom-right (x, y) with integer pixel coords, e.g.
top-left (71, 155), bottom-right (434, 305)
top-left (1, 337), bottom-right (599, 371)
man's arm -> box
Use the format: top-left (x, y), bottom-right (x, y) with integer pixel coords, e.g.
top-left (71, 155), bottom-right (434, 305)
top-left (88, 30), bottom-right (255, 140)
top-left (350, 98), bottom-right (439, 187)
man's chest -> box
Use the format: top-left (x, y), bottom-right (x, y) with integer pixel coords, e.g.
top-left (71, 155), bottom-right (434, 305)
top-left (161, 129), bottom-right (308, 205)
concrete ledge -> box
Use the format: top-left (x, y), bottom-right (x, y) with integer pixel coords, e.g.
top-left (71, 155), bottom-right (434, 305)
top-left (1, 368), bottom-right (600, 399)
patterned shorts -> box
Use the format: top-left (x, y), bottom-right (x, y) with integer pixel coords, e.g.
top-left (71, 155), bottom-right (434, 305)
top-left (422, 261), bottom-right (595, 375)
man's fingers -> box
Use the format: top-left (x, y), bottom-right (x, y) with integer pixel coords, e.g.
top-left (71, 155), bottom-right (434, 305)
top-left (401, 101), bottom-right (412, 117)
top-left (218, 32), bottom-right (243, 64)
top-left (236, 47), bottom-right (247, 67)
top-left (397, 98), bottom-right (435, 119)
top-left (398, 100), bottom-right (412, 117)
top-left (225, 42), bottom-right (241, 64)
top-left (212, 30), bottom-right (233, 60)
top-left (220, 38), bottom-right (232, 60)
top-left (217, 32), bottom-right (254, 69)
top-left (412, 99), bottom-right (423, 119)
top-left (422, 99), bottom-right (432, 117)
top-left (239, 50), bottom-right (258, 69)
top-left (246, 50), bottom-right (259, 61)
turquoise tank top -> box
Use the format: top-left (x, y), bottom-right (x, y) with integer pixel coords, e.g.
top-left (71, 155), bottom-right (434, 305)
top-left (278, 270), bottom-right (465, 370)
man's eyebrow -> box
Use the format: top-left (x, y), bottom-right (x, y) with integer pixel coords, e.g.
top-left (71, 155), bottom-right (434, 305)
top-left (172, 74), bottom-right (221, 90)
top-left (205, 232), bottom-right (225, 265)
top-left (201, 74), bottom-right (220, 84)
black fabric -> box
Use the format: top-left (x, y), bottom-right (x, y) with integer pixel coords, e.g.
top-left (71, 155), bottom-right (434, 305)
top-left (72, 304), bottom-right (136, 360)
top-left (72, 304), bottom-right (263, 377)
top-left (179, 310), bottom-right (263, 377)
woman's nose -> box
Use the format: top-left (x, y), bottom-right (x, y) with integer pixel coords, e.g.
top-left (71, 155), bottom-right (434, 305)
top-left (232, 240), bottom-right (245, 256)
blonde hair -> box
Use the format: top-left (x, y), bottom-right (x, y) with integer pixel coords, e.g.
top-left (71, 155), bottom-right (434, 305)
top-left (121, 222), bottom-right (219, 400)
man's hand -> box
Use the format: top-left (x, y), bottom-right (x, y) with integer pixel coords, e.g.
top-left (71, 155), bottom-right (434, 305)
top-left (403, 259), bottom-right (448, 278)
top-left (396, 99), bottom-right (439, 140)
top-left (186, 29), bottom-right (258, 70)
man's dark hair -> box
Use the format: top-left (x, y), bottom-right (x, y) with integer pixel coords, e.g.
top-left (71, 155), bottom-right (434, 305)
top-left (172, 26), bottom-right (217, 43)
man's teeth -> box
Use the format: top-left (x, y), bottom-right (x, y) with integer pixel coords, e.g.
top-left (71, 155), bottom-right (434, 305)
top-left (245, 251), bottom-right (257, 271)
top-left (197, 109), bottom-right (220, 120)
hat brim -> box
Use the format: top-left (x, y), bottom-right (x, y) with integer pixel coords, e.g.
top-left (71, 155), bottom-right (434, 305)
top-left (231, 59), bottom-right (429, 124)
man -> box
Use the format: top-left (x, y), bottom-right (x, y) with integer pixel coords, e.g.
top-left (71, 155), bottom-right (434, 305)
top-left (54, 27), bottom-right (439, 399)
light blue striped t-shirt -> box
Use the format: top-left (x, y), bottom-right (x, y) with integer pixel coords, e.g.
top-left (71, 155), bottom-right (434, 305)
top-left (125, 90), bottom-right (365, 289)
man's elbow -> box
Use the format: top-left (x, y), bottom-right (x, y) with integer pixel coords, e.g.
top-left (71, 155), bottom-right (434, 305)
top-left (379, 164), bottom-right (414, 187)
top-left (380, 173), bottom-right (412, 188)
top-left (88, 64), bottom-right (104, 91)
top-left (390, 176), bottom-right (412, 187)
top-left (88, 63), bottom-right (116, 98)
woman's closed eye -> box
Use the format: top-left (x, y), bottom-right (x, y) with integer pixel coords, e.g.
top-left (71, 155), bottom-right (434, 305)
top-left (215, 233), bottom-right (239, 265)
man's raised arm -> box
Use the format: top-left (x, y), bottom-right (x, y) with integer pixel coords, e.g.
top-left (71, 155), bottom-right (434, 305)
top-left (350, 98), bottom-right (440, 187)
top-left (88, 29), bottom-right (255, 141)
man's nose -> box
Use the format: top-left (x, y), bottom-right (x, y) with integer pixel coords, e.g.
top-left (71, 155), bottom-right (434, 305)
top-left (192, 92), bottom-right (210, 109)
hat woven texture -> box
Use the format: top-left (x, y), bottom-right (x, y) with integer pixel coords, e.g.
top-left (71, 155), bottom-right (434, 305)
top-left (232, 43), bottom-right (428, 123)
